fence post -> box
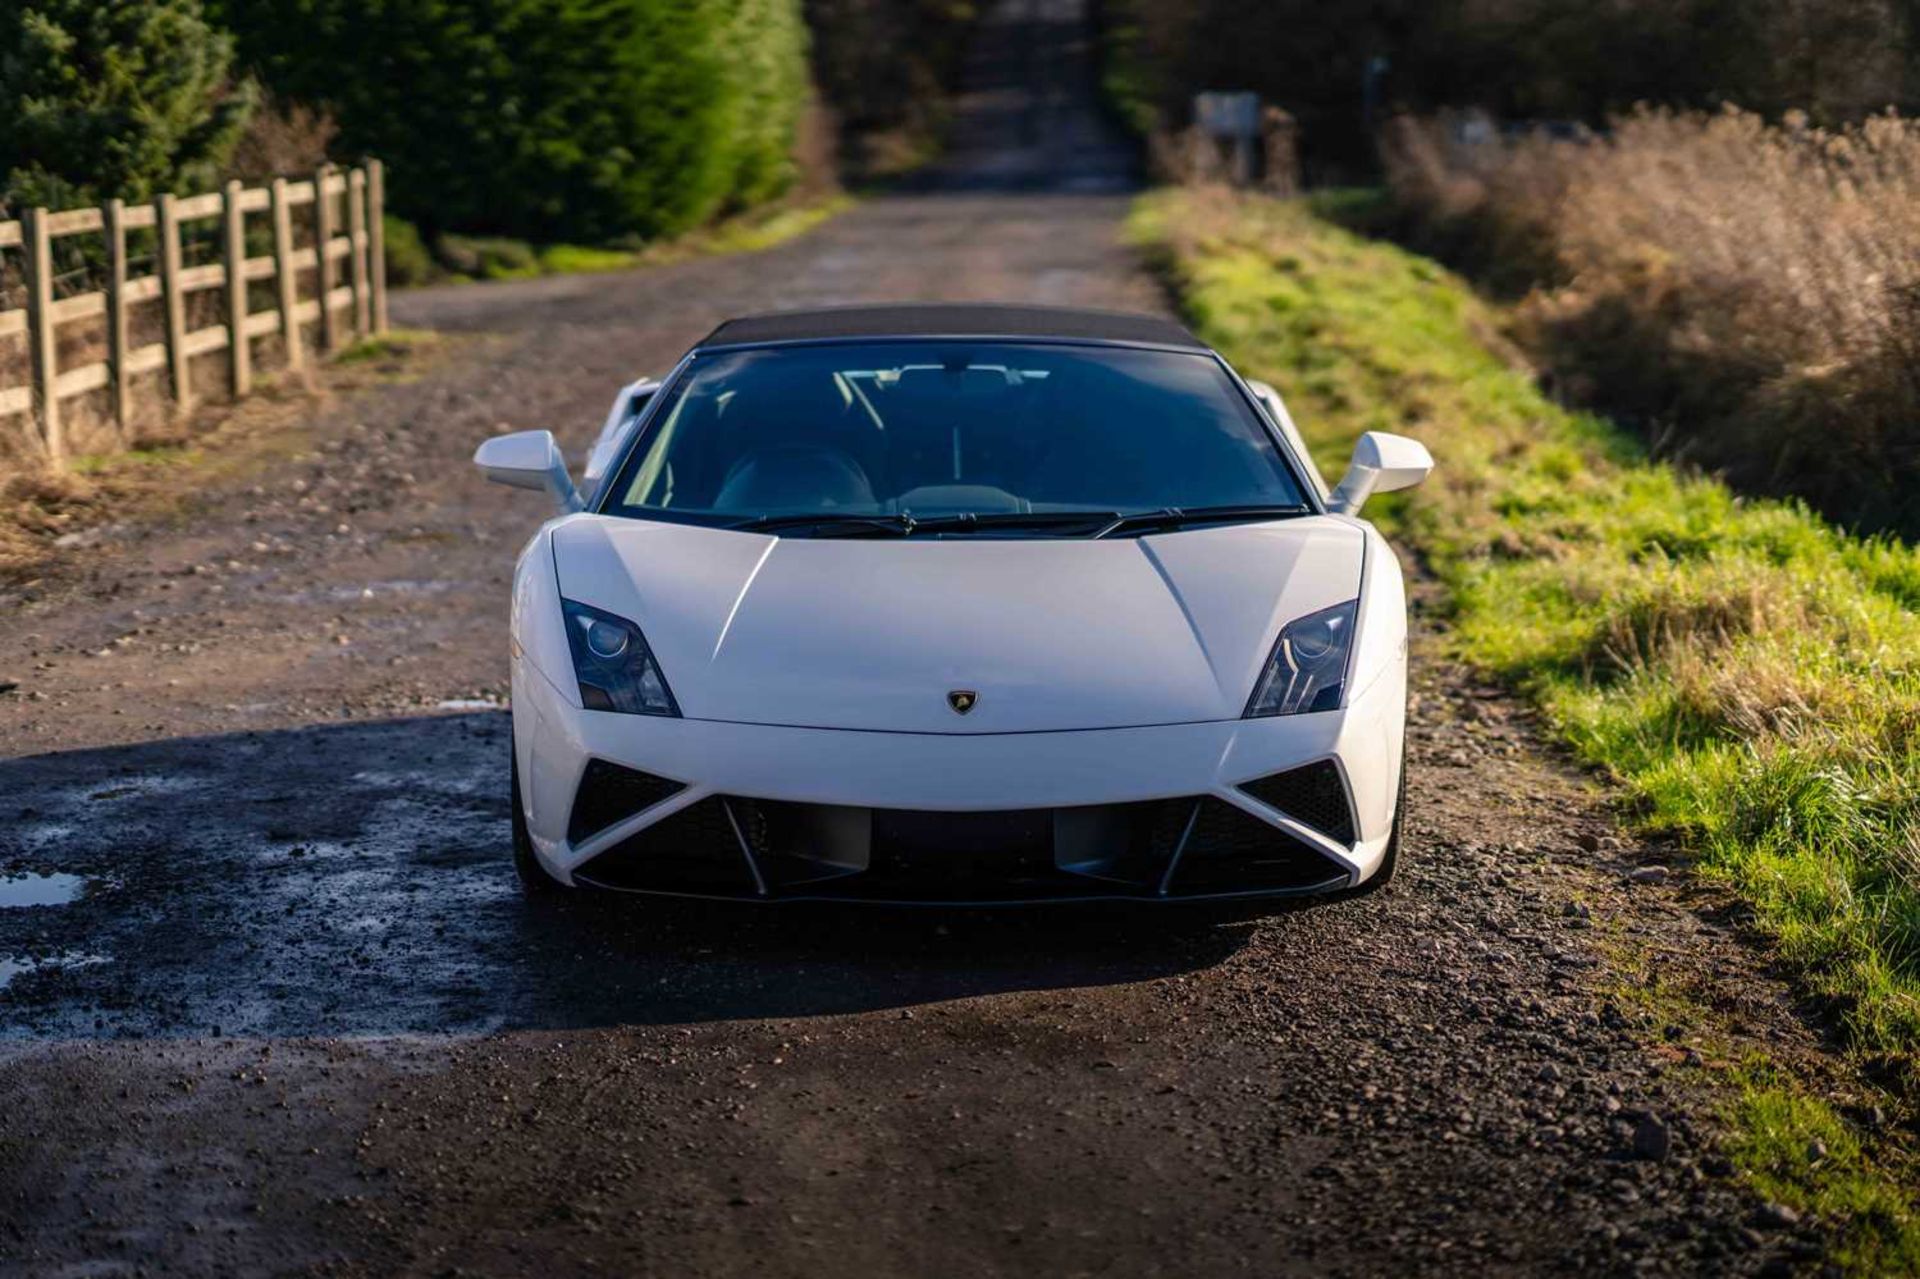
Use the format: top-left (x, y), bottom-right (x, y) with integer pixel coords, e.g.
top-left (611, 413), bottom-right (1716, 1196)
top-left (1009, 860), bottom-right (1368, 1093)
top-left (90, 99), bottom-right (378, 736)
top-left (270, 178), bottom-right (304, 374)
top-left (367, 159), bottom-right (389, 334)
top-left (347, 167), bottom-right (371, 338)
top-left (21, 208), bottom-right (62, 465)
top-left (313, 164), bottom-right (338, 354)
top-left (104, 198), bottom-right (131, 437)
top-left (157, 192), bottom-right (190, 413)
top-left (223, 179), bottom-right (250, 398)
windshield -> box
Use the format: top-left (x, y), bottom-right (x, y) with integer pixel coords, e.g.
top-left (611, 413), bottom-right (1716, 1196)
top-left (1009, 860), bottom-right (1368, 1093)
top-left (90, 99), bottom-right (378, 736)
top-left (601, 341), bottom-right (1309, 535)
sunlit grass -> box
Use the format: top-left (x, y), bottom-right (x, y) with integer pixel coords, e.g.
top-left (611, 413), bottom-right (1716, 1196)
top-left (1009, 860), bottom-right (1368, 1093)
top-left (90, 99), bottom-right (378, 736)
top-left (536, 244), bottom-right (641, 275)
top-left (334, 328), bottom-right (441, 365)
top-left (68, 444), bottom-right (196, 476)
top-left (634, 194), bottom-right (853, 264)
top-left (1132, 185), bottom-right (1920, 1270)
top-left (1130, 188), bottom-right (1920, 1069)
top-left (1725, 1064), bottom-right (1920, 1274)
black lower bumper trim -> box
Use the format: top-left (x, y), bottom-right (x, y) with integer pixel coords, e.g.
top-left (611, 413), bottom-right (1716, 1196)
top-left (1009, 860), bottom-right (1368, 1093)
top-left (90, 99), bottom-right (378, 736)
top-left (571, 792), bottom-right (1351, 903)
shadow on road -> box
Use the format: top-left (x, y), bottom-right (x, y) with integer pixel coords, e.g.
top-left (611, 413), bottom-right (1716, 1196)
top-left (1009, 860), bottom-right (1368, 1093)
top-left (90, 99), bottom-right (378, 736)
top-left (0, 0), bottom-right (1201, 1046)
top-left (0, 714), bottom-right (1262, 1040)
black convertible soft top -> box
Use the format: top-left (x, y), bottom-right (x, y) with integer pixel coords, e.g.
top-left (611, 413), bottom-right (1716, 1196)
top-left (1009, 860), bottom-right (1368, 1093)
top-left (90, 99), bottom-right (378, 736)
top-left (699, 303), bottom-right (1208, 351)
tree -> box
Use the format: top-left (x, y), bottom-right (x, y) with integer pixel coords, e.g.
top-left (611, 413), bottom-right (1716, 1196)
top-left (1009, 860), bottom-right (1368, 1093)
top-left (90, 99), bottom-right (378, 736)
top-left (0, 0), bottom-right (255, 210)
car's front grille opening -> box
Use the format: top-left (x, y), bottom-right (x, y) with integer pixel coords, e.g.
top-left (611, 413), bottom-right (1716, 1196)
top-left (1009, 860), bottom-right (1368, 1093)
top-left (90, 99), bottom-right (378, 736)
top-left (1167, 798), bottom-right (1349, 895)
top-left (567, 759), bottom-right (687, 845)
top-left (572, 797), bottom-right (758, 894)
top-left (730, 798), bottom-right (869, 891)
top-left (571, 792), bottom-right (1348, 901)
top-left (1237, 760), bottom-right (1355, 845)
top-left (1053, 798), bottom-right (1194, 888)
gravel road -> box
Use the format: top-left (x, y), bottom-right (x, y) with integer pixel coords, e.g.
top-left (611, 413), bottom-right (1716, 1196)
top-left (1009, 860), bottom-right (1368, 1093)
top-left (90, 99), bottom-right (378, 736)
top-left (0, 2), bottom-right (1834, 1274)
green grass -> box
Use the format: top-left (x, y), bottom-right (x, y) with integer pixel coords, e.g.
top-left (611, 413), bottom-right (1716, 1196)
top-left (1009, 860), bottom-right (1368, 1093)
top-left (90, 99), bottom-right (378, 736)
top-left (1600, 925), bottom-right (1920, 1270)
top-left (535, 244), bottom-right (643, 275)
top-left (414, 196), bottom-right (853, 288)
top-left (1130, 184), bottom-right (1920, 1270)
top-left (1727, 1065), bottom-right (1920, 1273)
top-left (1129, 190), bottom-right (1920, 1071)
top-left (633, 195), bottom-right (853, 264)
top-left (333, 328), bottom-right (440, 366)
top-left (68, 444), bottom-right (195, 475)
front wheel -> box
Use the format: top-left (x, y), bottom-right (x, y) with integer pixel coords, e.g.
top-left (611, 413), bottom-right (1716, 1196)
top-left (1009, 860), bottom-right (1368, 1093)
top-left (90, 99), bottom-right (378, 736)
top-left (1352, 759), bottom-right (1407, 895)
top-left (510, 742), bottom-right (564, 895)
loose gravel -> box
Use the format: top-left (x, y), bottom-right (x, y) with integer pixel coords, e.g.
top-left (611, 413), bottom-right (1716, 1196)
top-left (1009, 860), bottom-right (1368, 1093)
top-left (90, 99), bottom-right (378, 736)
top-left (0, 3), bottom-right (1845, 1273)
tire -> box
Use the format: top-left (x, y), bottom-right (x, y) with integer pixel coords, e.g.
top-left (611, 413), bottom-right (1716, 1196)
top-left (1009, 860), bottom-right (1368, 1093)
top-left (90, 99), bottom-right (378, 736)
top-left (510, 740), bottom-right (564, 895)
top-left (1352, 757), bottom-right (1407, 895)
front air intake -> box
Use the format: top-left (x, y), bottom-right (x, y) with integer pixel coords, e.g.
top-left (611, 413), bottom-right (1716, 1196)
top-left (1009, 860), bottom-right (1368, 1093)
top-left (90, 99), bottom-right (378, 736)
top-left (1237, 761), bottom-right (1355, 845)
top-left (567, 759), bottom-right (686, 845)
top-left (571, 797), bottom-right (760, 894)
top-left (1167, 799), bottom-right (1348, 895)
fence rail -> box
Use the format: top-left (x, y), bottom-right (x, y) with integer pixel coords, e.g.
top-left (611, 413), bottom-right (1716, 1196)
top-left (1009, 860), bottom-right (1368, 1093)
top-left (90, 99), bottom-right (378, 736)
top-left (0, 160), bottom-right (389, 466)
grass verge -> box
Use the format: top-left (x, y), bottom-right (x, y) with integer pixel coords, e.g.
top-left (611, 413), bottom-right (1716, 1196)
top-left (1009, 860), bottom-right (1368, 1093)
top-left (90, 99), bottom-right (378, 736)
top-left (1602, 912), bottom-right (1920, 1271)
top-left (1129, 187), bottom-right (1920, 1264)
top-left (401, 196), bottom-right (854, 287)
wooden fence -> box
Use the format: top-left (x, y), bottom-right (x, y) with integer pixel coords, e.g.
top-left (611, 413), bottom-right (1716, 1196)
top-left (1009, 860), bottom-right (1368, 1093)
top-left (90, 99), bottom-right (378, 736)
top-left (0, 161), bottom-right (389, 466)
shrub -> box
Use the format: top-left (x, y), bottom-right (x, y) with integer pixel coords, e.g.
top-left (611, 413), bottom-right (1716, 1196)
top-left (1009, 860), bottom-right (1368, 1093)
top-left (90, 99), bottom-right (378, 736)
top-left (434, 234), bottom-right (539, 281)
top-left (0, 0), bottom-right (255, 210)
top-left (213, 0), bottom-right (811, 244)
top-left (380, 215), bottom-right (439, 287)
top-left (1379, 107), bottom-right (1920, 538)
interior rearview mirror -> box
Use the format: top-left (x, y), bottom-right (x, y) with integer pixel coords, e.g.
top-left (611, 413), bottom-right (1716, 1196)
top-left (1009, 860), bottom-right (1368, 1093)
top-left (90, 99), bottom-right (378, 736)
top-left (473, 429), bottom-right (583, 515)
top-left (1329, 431), bottom-right (1433, 516)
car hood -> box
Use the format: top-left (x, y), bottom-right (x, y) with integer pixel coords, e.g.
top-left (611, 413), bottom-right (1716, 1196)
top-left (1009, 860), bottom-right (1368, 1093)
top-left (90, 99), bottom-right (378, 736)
top-left (551, 516), bottom-right (1364, 733)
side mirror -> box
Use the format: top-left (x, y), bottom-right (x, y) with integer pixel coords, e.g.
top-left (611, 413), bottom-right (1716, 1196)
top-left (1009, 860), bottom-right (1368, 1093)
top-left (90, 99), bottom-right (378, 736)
top-left (1329, 431), bottom-right (1432, 515)
top-left (473, 429), bottom-right (583, 515)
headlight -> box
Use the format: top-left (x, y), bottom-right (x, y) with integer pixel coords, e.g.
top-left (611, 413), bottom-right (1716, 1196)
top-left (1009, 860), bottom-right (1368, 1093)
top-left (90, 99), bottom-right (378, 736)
top-left (1245, 599), bottom-right (1358, 717)
top-left (560, 599), bottom-right (679, 716)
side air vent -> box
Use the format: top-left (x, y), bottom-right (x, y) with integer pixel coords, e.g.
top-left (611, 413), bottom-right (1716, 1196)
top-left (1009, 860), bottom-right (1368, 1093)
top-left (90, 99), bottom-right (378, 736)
top-left (572, 797), bottom-right (758, 894)
top-left (1169, 798), bottom-right (1348, 895)
top-left (1238, 761), bottom-right (1355, 845)
top-left (567, 759), bottom-right (686, 845)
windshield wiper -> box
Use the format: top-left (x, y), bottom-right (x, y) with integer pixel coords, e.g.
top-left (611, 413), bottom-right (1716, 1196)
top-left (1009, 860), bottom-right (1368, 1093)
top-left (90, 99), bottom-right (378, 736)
top-left (729, 513), bottom-right (916, 538)
top-left (730, 511), bottom-right (1124, 538)
top-left (730, 505), bottom-right (1310, 540)
top-left (901, 511), bottom-right (1123, 536)
top-left (1092, 504), bottom-right (1312, 538)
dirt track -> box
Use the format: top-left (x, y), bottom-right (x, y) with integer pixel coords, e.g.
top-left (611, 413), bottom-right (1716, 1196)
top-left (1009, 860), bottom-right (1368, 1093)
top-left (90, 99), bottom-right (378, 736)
top-left (0, 2), bottom-right (1840, 1274)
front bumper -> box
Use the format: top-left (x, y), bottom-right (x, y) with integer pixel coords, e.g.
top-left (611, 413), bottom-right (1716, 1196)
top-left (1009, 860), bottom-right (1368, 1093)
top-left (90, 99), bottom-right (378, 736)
top-left (511, 656), bottom-right (1405, 903)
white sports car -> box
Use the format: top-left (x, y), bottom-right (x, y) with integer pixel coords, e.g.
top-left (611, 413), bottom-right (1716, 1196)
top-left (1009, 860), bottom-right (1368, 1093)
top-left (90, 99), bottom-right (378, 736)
top-left (474, 304), bottom-right (1432, 903)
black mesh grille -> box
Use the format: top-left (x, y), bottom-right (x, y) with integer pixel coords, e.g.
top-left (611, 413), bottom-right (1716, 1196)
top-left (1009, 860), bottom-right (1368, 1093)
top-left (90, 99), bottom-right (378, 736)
top-left (572, 793), bottom-right (1350, 902)
top-left (568, 759), bottom-right (686, 845)
top-left (572, 797), bottom-right (756, 894)
top-left (1169, 799), bottom-right (1347, 895)
top-left (1238, 761), bottom-right (1355, 845)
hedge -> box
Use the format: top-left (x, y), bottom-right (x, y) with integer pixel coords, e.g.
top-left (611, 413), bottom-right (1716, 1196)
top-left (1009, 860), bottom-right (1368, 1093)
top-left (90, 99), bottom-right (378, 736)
top-left (211, 0), bottom-right (810, 243)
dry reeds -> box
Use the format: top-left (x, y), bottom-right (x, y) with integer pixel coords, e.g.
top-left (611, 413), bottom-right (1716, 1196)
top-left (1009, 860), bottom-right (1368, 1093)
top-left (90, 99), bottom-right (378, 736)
top-left (1381, 107), bottom-right (1920, 537)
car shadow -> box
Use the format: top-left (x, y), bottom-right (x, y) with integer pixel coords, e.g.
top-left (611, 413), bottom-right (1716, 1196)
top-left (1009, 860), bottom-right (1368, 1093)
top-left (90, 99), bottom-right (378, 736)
top-left (0, 713), bottom-right (1276, 1040)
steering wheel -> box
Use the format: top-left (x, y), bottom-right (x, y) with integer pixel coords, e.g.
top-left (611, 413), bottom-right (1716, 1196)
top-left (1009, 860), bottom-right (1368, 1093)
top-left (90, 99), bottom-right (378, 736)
top-left (714, 444), bottom-right (877, 512)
